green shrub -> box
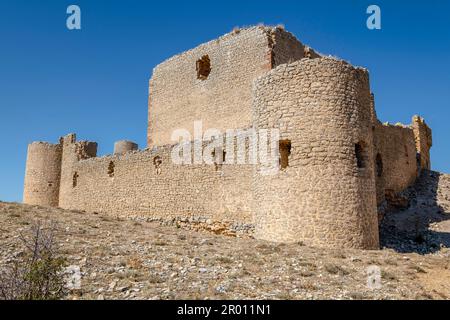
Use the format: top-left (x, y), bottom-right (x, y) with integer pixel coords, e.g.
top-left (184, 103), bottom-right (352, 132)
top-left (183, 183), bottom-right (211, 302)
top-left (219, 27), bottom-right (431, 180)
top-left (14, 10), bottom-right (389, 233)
top-left (0, 222), bottom-right (67, 300)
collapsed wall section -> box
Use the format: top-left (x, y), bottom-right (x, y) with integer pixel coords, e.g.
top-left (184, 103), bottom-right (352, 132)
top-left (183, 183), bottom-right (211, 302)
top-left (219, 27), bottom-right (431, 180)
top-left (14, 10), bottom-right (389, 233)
top-left (268, 27), bottom-right (303, 67)
top-left (413, 115), bottom-right (432, 170)
top-left (23, 142), bottom-right (62, 207)
top-left (252, 57), bottom-right (379, 249)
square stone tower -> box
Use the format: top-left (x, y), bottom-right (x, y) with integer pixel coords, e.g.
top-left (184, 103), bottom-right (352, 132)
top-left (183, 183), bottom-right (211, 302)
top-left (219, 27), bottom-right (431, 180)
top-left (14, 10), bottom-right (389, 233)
top-left (147, 26), bottom-right (317, 147)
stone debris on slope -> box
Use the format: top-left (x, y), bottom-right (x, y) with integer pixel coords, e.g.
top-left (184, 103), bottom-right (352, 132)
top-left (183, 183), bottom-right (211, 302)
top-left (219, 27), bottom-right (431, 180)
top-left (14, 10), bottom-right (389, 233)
top-left (381, 171), bottom-right (450, 255)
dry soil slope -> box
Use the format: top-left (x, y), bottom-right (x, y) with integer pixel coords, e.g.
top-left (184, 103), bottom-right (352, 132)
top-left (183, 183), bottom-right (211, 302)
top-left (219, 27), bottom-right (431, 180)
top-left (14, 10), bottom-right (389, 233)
top-left (0, 171), bottom-right (449, 300)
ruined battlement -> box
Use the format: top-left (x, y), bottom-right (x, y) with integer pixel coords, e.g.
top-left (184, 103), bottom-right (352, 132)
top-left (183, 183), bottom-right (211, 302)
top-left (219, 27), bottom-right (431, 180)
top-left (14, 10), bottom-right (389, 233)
top-left (412, 115), bottom-right (432, 170)
top-left (23, 25), bottom-right (432, 250)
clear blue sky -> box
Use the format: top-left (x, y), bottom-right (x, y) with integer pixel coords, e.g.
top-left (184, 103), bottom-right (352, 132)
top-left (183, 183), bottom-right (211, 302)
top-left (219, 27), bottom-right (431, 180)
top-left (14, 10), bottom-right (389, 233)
top-left (0, 0), bottom-right (449, 202)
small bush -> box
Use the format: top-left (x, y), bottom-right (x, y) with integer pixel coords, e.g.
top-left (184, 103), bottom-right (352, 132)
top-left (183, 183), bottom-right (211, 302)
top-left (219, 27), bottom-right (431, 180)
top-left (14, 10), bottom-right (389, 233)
top-left (299, 270), bottom-right (315, 277)
top-left (381, 270), bottom-right (397, 281)
top-left (411, 265), bottom-right (427, 274)
top-left (349, 292), bottom-right (368, 300)
top-left (215, 256), bottom-right (233, 264)
top-left (0, 221), bottom-right (67, 300)
top-left (324, 264), bottom-right (350, 276)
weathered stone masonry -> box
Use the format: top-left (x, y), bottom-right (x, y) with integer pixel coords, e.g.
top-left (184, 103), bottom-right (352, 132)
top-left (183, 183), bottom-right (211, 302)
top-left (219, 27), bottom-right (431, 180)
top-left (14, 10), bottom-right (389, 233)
top-left (23, 142), bottom-right (62, 207)
top-left (253, 58), bottom-right (379, 248)
top-left (148, 26), bottom-right (317, 147)
top-left (23, 25), bottom-right (432, 249)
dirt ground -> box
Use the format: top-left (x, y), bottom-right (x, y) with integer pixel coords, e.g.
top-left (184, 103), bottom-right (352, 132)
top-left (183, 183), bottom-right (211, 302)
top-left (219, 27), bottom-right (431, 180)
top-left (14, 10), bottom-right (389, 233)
top-left (1, 171), bottom-right (449, 300)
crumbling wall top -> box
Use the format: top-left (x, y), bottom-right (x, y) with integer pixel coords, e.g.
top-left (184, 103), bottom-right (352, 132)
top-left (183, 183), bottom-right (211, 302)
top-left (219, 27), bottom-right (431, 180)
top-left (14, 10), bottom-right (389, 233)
top-left (152, 25), bottom-right (296, 73)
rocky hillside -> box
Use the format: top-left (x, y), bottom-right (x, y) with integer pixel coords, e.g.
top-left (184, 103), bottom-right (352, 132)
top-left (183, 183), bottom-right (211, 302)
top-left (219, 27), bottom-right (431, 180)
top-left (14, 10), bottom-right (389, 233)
top-left (0, 171), bottom-right (449, 300)
top-left (381, 171), bottom-right (450, 254)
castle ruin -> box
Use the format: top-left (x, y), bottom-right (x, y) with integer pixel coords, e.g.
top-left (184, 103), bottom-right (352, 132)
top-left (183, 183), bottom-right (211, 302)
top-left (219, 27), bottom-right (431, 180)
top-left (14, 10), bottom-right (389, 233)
top-left (23, 26), bottom-right (432, 249)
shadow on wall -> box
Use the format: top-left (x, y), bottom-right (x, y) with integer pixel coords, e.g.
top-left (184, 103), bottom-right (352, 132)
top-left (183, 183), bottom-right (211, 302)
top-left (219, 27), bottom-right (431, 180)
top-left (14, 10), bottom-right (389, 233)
top-left (380, 170), bottom-right (450, 254)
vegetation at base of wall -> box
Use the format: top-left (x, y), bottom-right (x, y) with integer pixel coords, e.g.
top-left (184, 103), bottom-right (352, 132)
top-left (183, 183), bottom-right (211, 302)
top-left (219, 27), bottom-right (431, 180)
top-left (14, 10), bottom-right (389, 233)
top-left (0, 221), bottom-right (67, 300)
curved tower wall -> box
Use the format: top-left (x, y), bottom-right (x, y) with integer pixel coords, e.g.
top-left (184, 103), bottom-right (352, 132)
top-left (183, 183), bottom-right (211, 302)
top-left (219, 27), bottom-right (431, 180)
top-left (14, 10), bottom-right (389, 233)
top-left (252, 57), bottom-right (379, 249)
top-left (23, 142), bottom-right (62, 207)
top-left (114, 141), bottom-right (138, 155)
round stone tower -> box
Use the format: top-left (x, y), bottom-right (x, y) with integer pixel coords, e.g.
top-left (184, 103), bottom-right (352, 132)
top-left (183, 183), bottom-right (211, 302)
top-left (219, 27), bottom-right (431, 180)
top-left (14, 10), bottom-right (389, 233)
top-left (113, 140), bottom-right (138, 155)
top-left (252, 57), bottom-right (379, 249)
top-left (23, 142), bottom-right (62, 207)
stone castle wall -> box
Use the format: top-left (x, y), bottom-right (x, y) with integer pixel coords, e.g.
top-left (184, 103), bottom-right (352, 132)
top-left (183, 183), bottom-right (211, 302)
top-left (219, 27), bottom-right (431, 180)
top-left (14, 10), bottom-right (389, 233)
top-left (58, 135), bottom-right (254, 225)
top-left (373, 122), bottom-right (418, 205)
top-left (23, 26), bottom-right (432, 249)
top-left (252, 58), bottom-right (379, 249)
